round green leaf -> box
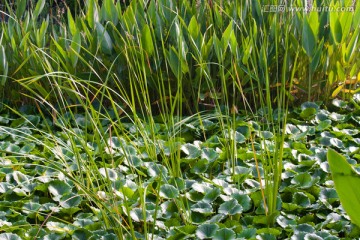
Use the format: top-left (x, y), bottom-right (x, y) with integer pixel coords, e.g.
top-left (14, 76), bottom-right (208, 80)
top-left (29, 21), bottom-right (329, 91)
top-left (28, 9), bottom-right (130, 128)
top-left (191, 201), bottom-right (213, 215)
top-left (203, 187), bottom-right (221, 203)
top-left (213, 228), bottom-right (236, 240)
top-left (48, 180), bottom-right (72, 201)
top-left (181, 143), bottom-right (201, 159)
top-left (0, 233), bottom-right (22, 240)
top-left (99, 168), bottom-right (118, 182)
top-left (196, 223), bottom-right (219, 239)
top-left (293, 192), bottom-right (311, 207)
top-left (201, 148), bottom-right (219, 162)
top-left (60, 192), bottom-right (82, 208)
top-left (291, 173), bottom-right (313, 189)
top-left (160, 184), bottom-right (179, 199)
top-left (218, 199), bottom-right (243, 215)
top-left (191, 159), bottom-right (209, 174)
top-left (233, 193), bottom-right (252, 212)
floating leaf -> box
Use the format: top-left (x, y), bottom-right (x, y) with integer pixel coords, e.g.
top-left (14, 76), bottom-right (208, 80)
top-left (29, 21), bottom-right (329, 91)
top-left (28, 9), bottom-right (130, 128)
top-left (233, 193), bottom-right (252, 212)
top-left (291, 173), bottom-right (314, 189)
top-left (0, 233), bottom-right (22, 240)
top-left (293, 192), bottom-right (311, 207)
top-left (203, 187), bottom-right (221, 203)
top-left (60, 193), bottom-right (82, 208)
top-left (191, 201), bottom-right (213, 215)
top-left (181, 143), bottom-right (201, 159)
top-left (218, 199), bottom-right (243, 215)
top-left (191, 159), bottom-right (209, 174)
top-left (213, 228), bottom-right (236, 240)
top-left (196, 223), bottom-right (219, 239)
top-left (201, 148), bottom-right (219, 162)
top-left (48, 180), bottom-right (72, 202)
top-left (160, 184), bottom-right (179, 199)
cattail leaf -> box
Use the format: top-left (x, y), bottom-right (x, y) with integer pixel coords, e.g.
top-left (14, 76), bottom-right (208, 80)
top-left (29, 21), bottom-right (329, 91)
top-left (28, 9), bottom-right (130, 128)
top-left (345, 27), bottom-right (359, 63)
top-left (67, 9), bottom-right (77, 36)
top-left (96, 22), bottom-right (113, 55)
top-left (69, 31), bottom-right (81, 67)
top-left (141, 24), bottom-right (154, 56)
top-left (302, 17), bottom-right (316, 57)
top-left (330, 11), bottom-right (342, 44)
top-left (16, 0), bottom-right (27, 19)
top-left (33, 0), bottom-right (45, 19)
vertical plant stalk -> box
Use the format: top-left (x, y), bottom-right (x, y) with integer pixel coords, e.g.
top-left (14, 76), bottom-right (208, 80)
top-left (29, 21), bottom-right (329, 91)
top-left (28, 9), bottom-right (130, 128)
top-left (250, 133), bottom-right (268, 216)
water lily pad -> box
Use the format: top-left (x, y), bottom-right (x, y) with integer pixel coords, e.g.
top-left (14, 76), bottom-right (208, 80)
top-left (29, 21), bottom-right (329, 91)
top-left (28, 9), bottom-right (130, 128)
top-left (145, 162), bottom-right (168, 178)
top-left (213, 228), bottom-right (236, 240)
top-left (196, 223), bottom-right (219, 239)
top-left (232, 193), bottom-right (252, 212)
top-left (48, 180), bottom-right (72, 201)
top-left (218, 199), bottom-right (243, 215)
top-left (276, 215), bottom-right (296, 228)
top-left (300, 108), bottom-right (317, 120)
top-left (260, 131), bottom-right (274, 139)
top-left (191, 159), bottom-right (209, 174)
top-left (0, 233), bottom-right (22, 240)
top-left (181, 143), bottom-right (201, 159)
top-left (293, 223), bottom-right (315, 234)
top-left (22, 202), bottom-right (41, 218)
top-left (130, 208), bottom-right (153, 222)
top-left (12, 171), bottom-right (29, 185)
top-left (293, 192), bottom-right (311, 207)
top-left (72, 229), bottom-right (93, 240)
top-left (201, 148), bottom-right (219, 162)
top-left (237, 228), bottom-right (256, 238)
top-left (301, 102), bottom-right (320, 111)
top-left (329, 138), bottom-right (344, 149)
top-left (59, 192), bottom-right (82, 208)
top-left (203, 187), bottom-right (221, 203)
top-left (316, 120), bottom-right (332, 131)
top-left (99, 168), bottom-right (118, 182)
top-left (329, 112), bottom-right (346, 122)
top-left (319, 188), bottom-right (338, 204)
top-left (46, 221), bottom-right (75, 233)
top-left (291, 173), bottom-right (315, 189)
top-left (191, 201), bottom-right (213, 215)
top-left (160, 184), bottom-right (179, 199)
top-left (223, 129), bottom-right (246, 143)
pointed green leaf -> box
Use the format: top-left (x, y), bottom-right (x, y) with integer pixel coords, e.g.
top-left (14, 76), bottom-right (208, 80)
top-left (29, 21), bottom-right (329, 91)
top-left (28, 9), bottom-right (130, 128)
top-left (96, 22), bottom-right (113, 55)
top-left (302, 17), bottom-right (316, 57)
top-left (141, 24), bottom-right (154, 56)
top-left (68, 9), bottom-right (77, 36)
top-left (330, 12), bottom-right (342, 44)
top-left (188, 16), bottom-right (200, 40)
top-left (327, 149), bottom-right (360, 227)
top-left (70, 30), bottom-right (81, 67)
top-left (33, 0), bottom-right (45, 19)
top-left (16, 0), bottom-right (27, 19)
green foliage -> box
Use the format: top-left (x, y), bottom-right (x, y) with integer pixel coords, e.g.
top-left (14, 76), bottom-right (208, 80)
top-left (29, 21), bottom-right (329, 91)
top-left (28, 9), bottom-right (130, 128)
top-left (327, 148), bottom-right (360, 228)
top-left (0, 0), bottom-right (358, 109)
top-left (1, 94), bottom-right (360, 238)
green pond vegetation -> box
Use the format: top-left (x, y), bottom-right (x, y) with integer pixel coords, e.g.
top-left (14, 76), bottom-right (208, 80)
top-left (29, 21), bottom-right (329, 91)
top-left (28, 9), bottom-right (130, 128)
top-left (0, 0), bottom-right (359, 239)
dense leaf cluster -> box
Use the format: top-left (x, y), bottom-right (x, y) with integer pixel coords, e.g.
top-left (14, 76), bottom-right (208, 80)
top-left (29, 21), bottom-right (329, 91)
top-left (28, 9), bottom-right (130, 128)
top-left (1, 95), bottom-right (360, 239)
